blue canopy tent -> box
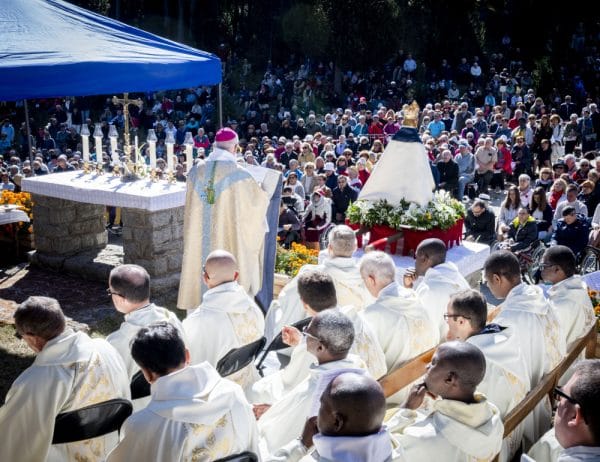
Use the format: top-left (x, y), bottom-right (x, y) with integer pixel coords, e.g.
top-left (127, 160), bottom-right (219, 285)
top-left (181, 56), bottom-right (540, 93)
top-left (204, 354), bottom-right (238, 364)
top-left (0, 0), bottom-right (222, 100)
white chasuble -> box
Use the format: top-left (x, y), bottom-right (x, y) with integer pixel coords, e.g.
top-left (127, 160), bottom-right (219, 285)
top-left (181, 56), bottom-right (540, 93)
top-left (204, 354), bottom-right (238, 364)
top-left (183, 281), bottom-right (265, 389)
top-left (178, 148), bottom-right (270, 311)
top-left (264, 257), bottom-right (372, 344)
top-left (106, 303), bottom-right (184, 380)
top-left (414, 262), bottom-right (470, 340)
top-left (106, 362), bottom-right (259, 462)
top-left (258, 356), bottom-right (366, 457)
top-left (0, 330), bottom-right (130, 462)
top-left (388, 394), bottom-right (504, 462)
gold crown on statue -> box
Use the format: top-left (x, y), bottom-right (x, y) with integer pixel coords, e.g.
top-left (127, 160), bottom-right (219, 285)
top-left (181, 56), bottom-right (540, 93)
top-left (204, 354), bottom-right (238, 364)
top-left (402, 101), bottom-right (420, 128)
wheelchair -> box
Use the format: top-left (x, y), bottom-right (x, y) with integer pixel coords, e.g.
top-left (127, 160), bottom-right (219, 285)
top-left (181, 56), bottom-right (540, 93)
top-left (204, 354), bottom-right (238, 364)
top-left (578, 245), bottom-right (600, 275)
top-left (492, 239), bottom-right (546, 284)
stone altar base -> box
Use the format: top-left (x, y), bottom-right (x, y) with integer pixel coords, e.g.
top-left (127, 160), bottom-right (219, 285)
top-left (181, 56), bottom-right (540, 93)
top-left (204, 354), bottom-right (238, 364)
top-left (28, 194), bottom-right (185, 306)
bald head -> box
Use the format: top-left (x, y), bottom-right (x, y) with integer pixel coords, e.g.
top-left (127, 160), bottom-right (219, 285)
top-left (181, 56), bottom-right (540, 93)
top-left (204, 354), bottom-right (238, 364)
top-left (425, 341), bottom-right (486, 401)
top-left (204, 250), bottom-right (239, 287)
top-left (318, 372), bottom-right (386, 437)
top-left (109, 264), bottom-right (150, 303)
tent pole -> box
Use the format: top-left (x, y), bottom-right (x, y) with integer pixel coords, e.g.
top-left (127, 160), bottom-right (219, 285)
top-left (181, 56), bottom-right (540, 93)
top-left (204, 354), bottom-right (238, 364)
top-left (218, 83), bottom-right (223, 128)
top-left (24, 99), bottom-right (33, 164)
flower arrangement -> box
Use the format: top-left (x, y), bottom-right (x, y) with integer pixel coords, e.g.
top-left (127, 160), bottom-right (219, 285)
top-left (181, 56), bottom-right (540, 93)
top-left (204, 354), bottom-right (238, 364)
top-left (346, 191), bottom-right (465, 231)
top-left (275, 242), bottom-right (319, 277)
top-left (1, 191), bottom-right (33, 234)
top-left (588, 288), bottom-right (600, 333)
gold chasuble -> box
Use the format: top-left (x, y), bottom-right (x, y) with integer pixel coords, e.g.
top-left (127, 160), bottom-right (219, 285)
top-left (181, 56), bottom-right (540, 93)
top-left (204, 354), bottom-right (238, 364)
top-left (178, 148), bottom-right (270, 311)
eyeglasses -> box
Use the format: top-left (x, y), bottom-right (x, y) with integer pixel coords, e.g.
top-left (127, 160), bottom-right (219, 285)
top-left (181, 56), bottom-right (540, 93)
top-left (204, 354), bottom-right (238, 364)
top-left (202, 265), bottom-right (211, 280)
top-left (443, 313), bottom-right (471, 320)
top-left (554, 387), bottom-right (581, 407)
top-left (106, 288), bottom-right (123, 297)
top-left (302, 325), bottom-right (322, 343)
top-left (539, 263), bottom-right (556, 271)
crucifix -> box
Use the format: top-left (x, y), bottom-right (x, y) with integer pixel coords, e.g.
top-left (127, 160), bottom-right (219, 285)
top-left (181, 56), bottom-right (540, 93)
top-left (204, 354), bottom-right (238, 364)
top-left (112, 93), bottom-right (144, 162)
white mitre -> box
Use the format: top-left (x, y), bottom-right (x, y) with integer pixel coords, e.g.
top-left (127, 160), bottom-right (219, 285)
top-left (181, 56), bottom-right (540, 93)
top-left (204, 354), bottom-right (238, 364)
top-left (358, 102), bottom-right (434, 207)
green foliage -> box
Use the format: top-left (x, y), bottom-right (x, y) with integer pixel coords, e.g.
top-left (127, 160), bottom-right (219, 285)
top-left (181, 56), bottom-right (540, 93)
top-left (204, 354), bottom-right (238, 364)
top-left (281, 4), bottom-right (329, 58)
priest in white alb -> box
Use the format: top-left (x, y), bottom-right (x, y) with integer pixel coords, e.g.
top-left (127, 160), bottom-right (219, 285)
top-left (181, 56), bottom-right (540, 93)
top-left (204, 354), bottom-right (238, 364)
top-left (178, 127), bottom-right (273, 312)
top-left (257, 310), bottom-right (366, 458)
top-left (359, 251), bottom-right (439, 403)
top-left (182, 250), bottom-right (265, 389)
top-left (387, 342), bottom-right (504, 462)
top-left (249, 270), bottom-right (385, 405)
top-left (404, 238), bottom-right (470, 340)
top-left (106, 264), bottom-right (184, 380)
top-left (106, 323), bottom-right (259, 462)
top-left (264, 224), bottom-right (372, 343)
top-left (445, 289), bottom-right (530, 462)
top-left (0, 296), bottom-right (130, 462)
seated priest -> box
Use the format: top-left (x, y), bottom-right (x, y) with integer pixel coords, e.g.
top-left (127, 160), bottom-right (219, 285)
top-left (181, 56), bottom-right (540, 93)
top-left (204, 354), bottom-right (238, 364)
top-left (106, 322), bottom-right (259, 461)
top-left (183, 250), bottom-right (265, 390)
top-left (0, 296), bottom-right (130, 462)
top-left (387, 341), bottom-right (504, 462)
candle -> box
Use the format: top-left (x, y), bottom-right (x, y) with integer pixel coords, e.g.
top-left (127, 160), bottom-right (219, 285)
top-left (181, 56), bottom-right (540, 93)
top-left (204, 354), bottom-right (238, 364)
top-left (80, 125), bottom-right (90, 163)
top-left (93, 123), bottom-right (103, 165)
top-left (183, 132), bottom-right (194, 173)
top-left (134, 135), bottom-right (139, 164)
top-left (108, 125), bottom-right (119, 164)
top-left (147, 129), bottom-right (157, 169)
top-left (165, 132), bottom-right (175, 173)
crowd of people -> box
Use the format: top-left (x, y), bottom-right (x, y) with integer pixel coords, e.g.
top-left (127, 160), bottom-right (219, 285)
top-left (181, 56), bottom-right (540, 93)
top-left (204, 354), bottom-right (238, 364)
top-left (1, 231), bottom-right (598, 461)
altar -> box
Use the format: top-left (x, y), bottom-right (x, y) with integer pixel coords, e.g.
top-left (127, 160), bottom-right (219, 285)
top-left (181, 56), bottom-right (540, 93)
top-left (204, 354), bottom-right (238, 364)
top-left (21, 171), bottom-right (187, 295)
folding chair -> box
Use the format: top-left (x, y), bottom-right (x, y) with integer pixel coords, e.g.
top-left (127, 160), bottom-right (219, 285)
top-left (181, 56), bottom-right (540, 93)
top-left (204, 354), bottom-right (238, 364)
top-left (255, 316), bottom-right (312, 376)
top-left (130, 370), bottom-right (151, 400)
top-left (213, 451), bottom-right (259, 462)
top-left (52, 398), bottom-right (133, 444)
top-left (216, 337), bottom-right (267, 378)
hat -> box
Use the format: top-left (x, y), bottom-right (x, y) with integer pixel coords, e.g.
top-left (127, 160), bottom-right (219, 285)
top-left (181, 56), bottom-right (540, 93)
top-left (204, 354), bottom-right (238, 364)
top-left (215, 127), bottom-right (238, 143)
top-left (552, 161), bottom-right (566, 170)
top-left (287, 171), bottom-right (297, 177)
top-left (324, 162), bottom-right (335, 172)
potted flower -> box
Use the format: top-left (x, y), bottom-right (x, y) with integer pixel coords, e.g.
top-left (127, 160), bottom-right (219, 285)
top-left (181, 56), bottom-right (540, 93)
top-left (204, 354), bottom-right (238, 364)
top-left (274, 242), bottom-right (319, 297)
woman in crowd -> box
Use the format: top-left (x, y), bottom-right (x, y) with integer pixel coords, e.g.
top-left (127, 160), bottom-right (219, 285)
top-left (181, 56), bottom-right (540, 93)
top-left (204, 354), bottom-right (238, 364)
top-left (534, 167), bottom-right (554, 192)
top-left (577, 180), bottom-right (598, 217)
top-left (547, 178), bottom-right (568, 211)
top-left (347, 166), bottom-right (363, 190)
top-left (302, 190), bottom-right (332, 249)
top-left (530, 187), bottom-right (554, 240)
top-left (517, 174), bottom-right (534, 208)
top-left (490, 138), bottom-right (512, 192)
top-left (497, 185), bottom-right (521, 240)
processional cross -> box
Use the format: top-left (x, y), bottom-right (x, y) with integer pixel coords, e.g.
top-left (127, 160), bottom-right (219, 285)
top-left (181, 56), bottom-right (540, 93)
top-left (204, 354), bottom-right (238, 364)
top-left (112, 93), bottom-right (144, 162)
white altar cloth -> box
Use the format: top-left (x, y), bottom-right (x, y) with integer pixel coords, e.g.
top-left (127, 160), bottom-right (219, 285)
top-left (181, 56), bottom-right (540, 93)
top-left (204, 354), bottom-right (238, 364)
top-left (320, 240), bottom-right (490, 281)
top-left (0, 207), bottom-right (30, 226)
top-left (21, 171), bottom-right (186, 212)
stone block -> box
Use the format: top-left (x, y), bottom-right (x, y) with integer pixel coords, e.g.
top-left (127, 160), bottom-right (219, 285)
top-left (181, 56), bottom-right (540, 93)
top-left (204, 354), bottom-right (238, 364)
top-left (48, 208), bottom-right (77, 226)
top-left (153, 240), bottom-right (183, 255)
top-left (167, 253), bottom-right (183, 272)
top-left (148, 209), bottom-right (174, 228)
top-left (151, 273), bottom-right (182, 306)
top-left (126, 257), bottom-right (168, 277)
top-left (80, 232), bottom-right (108, 250)
top-left (52, 236), bottom-right (82, 256)
top-left (75, 204), bottom-right (104, 220)
top-left (35, 222), bottom-right (71, 238)
top-left (69, 217), bottom-right (105, 235)
top-left (33, 235), bottom-right (53, 253)
top-left (121, 209), bottom-right (147, 228)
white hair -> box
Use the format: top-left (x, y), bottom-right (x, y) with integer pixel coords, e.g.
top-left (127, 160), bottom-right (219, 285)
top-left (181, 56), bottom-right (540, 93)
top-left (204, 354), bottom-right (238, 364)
top-left (359, 251), bottom-right (396, 285)
top-left (329, 225), bottom-right (357, 257)
top-left (215, 139), bottom-right (237, 151)
top-left (518, 174), bottom-right (530, 183)
top-left (312, 310), bottom-right (355, 355)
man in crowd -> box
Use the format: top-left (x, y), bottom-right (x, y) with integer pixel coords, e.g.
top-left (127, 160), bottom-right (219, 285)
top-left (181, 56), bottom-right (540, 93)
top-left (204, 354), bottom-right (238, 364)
top-left (257, 310), bottom-right (365, 457)
top-left (360, 251), bottom-right (438, 395)
top-left (551, 206), bottom-right (591, 258)
top-left (331, 174), bottom-right (358, 223)
top-left (183, 250), bottom-right (264, 389)
top-left (267, 373), bottom-right (398, 461)
top-left (106, 322), bottom-right (259, 461)
top-left (1, 296), bottom-right (129, 461)
top-left (455, 141), bottom-right (475, 199)
top-left (388, 341), bottom-right (504, 461)
top-left (404, 238), bottom-right (470, 339)
top-left (525, 360), bottom-right (600, 462)
top-left (464, 199), bottom-right (496, 245)
top-left (436, 149), bottom-right (459, 196)
top-left (264, 225), bottom-right (372, 343)
top-left (106, 264), bottom-right (183, 380)
top-left (553, 185), bottom-right (588, 228)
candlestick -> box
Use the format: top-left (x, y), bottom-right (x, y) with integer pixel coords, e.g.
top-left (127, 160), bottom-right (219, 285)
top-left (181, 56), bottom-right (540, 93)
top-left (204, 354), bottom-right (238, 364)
top-left (93, 123), bottom-right (103, 165)
top-left (108, 125), bottom-right (119, 165)
top-left (183, 132), bottom-right (194, 173)
top-left (134, 135), bottom-right (139, 164)
top-left (147, 129), bottom-right (157, 169)
top-left (165, 132), bottom-right (175, 173)
top-left (80, 125), bottom-right (90, 163)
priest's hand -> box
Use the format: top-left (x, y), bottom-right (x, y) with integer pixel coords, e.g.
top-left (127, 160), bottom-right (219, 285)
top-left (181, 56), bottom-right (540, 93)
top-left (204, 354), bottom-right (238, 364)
top-left (282, 325), bottom-right (302, 347)
top-left (403, 268), bottom-right (416, 288)
top-left (402, 382), bottom-right (428, 410)
top-left (300, 416), bottom-right (319, 450)
top-left (253, 403), bottom-right (271, 420)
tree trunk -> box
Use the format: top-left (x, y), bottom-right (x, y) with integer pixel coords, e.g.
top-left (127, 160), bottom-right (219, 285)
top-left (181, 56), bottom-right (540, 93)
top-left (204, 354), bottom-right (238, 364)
top-left (177, 0), bottom-right (185, 42)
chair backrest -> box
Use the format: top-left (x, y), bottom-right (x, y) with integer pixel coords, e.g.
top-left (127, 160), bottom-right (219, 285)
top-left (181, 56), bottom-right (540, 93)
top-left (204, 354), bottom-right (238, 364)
top-left (213, 451), bottom-right (259, 462)
top-left (255, 316), bottom-right (312, 374)
top-left (130, 369), bottom-right (151, 400)
top-left (216, 336), bottom-right (266, 378)
top-left (52, 398), bottom-right (133, 445)
top-left (378, 347), bottom-right (435, 398)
